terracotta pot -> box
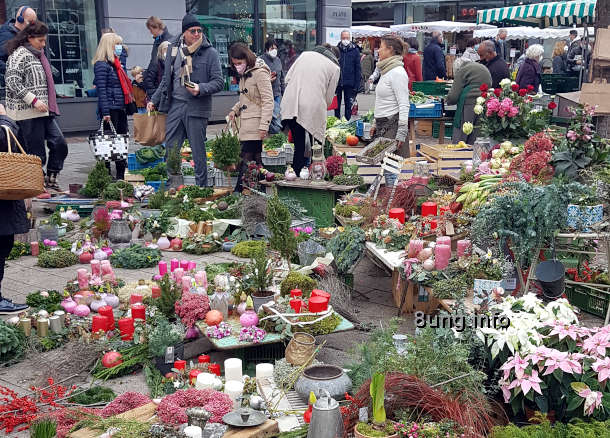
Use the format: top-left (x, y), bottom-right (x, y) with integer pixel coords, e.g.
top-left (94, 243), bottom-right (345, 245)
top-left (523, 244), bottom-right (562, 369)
top-left (354, 422), bottom-right (399, 438)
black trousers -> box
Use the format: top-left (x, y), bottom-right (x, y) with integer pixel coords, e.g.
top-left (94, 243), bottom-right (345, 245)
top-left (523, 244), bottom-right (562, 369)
top-left (0, 235), bottom-right (15, 298)
top-left (103, 109), bottom-right (128, 180)
top-left (335, 85), bottom-right (355, 121)
top-left (286, 119), bottom-right (308, 176)
top-left (17, 116), bottom-right (68, 174)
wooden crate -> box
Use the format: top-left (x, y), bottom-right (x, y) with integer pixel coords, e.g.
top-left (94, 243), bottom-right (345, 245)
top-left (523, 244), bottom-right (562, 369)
top-left (415, 120), bottom-right (433, 136)
top-left (124, 171), bottom-right (145, 183)
top-left (418, 143), bottom-right (473, 177)
top-left (69, 403), bottom-right (157, 438)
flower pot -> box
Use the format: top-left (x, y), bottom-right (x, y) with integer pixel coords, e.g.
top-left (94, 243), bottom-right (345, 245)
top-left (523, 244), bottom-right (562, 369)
top-left (285, 332), bottom-right (315, 366)
top-left (251, 291), bottom-right (274, 312)
top-left (294, 365), bottom-right (352, 402)
top-left (183, 175), bottom-right (196, 186)
top-left (108, 219), bottom-right (132, 245)
top-left (222, 241), bottom-right (235, 252)
top-left (354, 422), bottom-right (399, 438)
top-left (567, 204), bottom-right (604, 232)
top-left (57, 224), bottom-right (67, 237)
top-left (473, 279), bottom-right (503, 307)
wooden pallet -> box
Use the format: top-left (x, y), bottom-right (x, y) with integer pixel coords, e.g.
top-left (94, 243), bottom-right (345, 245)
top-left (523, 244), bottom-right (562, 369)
top-left (69, 402), bottom-right (157, 438)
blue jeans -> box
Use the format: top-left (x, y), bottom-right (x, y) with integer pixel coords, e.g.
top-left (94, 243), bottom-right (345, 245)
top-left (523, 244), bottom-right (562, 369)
top-left (269, 96), bottom-right (282, 134)
top-left (137, 107), bottom-right (147, 114)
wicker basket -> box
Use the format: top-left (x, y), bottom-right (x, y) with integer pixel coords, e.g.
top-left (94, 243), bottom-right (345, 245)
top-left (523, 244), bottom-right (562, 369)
top-left (355, 137), bottom-right (398, 164)
top-left (0, 125), bottom-right (44, 200)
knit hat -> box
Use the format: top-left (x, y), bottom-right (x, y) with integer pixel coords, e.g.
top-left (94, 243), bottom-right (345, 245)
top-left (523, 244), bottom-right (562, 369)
top-left (182, 14), bottom-right (200, 33)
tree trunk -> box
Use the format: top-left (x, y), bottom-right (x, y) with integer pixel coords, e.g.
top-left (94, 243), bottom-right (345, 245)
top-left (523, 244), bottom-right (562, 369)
top-left (596, 0), bottom-right (610, 30)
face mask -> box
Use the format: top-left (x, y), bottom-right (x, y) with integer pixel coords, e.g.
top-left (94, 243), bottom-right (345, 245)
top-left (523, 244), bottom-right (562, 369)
top-left (114, 44), bottom-right (123, 56)
top-left (341, 39), bottom-right (350, 46)
top-left (235, 63), bottom-right (246, 75)
top-left (474, 44), bottom-right (480, 51)
top-left (268, 49), bottom-right (277, 58)
top-left (564, 45), bottom-right (569, 52)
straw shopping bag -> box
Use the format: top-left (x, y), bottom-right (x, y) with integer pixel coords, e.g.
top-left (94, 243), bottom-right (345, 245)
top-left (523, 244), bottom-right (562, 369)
top-left (0, 125), bottom-right (44, 200)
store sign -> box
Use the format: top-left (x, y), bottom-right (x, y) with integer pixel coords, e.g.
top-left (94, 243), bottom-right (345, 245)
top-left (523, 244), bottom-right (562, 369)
top-left (324, 6), bottom-right (352, 27)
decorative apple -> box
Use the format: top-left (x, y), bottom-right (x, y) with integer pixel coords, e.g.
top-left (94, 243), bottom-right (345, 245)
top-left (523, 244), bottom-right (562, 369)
top-left (102, 351), bottom-right (123, 368)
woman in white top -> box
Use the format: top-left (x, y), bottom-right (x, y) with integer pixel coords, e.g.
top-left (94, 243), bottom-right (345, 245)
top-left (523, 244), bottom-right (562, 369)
top-left (369, 35), bottom-right (410, 157)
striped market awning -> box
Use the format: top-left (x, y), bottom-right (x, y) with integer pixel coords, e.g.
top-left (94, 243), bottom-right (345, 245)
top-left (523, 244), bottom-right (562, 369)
top-left (477, 0), bottom-right (596, 28)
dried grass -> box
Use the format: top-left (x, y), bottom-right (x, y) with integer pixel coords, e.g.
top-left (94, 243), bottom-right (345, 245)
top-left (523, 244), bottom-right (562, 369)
top-left (318, 274), bottom-right (359, 323)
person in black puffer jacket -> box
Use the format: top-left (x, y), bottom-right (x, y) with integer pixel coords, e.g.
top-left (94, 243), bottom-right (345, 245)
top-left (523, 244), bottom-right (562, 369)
top-left (144, 41), bottom-right (170, 97)
top-left (335, 30), bottom-right (361, 121)
top-left (93, 32), bottom-right (135, 180)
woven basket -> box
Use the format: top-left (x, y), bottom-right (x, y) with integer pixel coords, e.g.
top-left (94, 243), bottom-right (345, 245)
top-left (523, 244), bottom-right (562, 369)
top-left (0, 125), bottom-right (44, 200)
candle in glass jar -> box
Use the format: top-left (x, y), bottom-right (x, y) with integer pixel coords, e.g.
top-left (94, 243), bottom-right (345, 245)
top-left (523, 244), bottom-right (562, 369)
top-left (182, 276), bottom-right (192, 293)
top-left (19, 318), bottom-right (31, 336)
top-left (408, 239), bottom-right (425, 258)
top-left (457, 239), bottom-right (472, 257)
top-left (187, 261), bottom-right (196, 271)
top-left (173, 268), bottom-right (184, 284)
top-left (131, 304), bottom-right (146, 321)
top-left (224, 358), bottom-right (242, 382)
top-left (436, 236), bottom-right (451, 247)
top-left (256, 363), bottom-right (274, 381)
top-left (90, 259), bottom-right (101, 276)
top-left (49, 315), bottom-right (62, 333)
top-left (180, 260), bottom-right (189, 270)
top-left (37, 319), bottom-right (49, 337)
top-left (158, 261), bottom-right (167, 277)
top-left (77, 268), bottom-right (89, 290)
top-left (434, 244), bottom-right (451, 270)
top-left (195, 271), bottom-right (207, 287)
top-left (151, 286), bottom-right (161, 299)
top-left (174, 360), bottom-right (186, 371)
top-left (30, 241), bottom-right (39, 256)
top-left (170, 258), bottom-right (179, 272)
top-left (54, 310), bottom-right (65, 326)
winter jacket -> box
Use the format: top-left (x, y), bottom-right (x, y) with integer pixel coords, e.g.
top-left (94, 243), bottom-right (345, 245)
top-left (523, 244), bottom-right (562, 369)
top-left (403, 50), bottom-right (422, 91)
top-left (423, 40), bottom-right (446, 80)
top-left (337, 41), bottom-right (361, 89)
top-left (494, 38), bottom-right (510, 62)
top-left (132, 80), bottom-right (148, 108)
top-left (261, 52), bottom-right (285, 98)
top-left (144, 28), bottom-right (173, 92)
top-left (5, 46), bottom-right (49, 121)
top-left (452, 47), bottom-right (480, 75)
top-left (483, 55), bottom-right (510, 89)
top-left (446, 62), bottom-right (492, 106)
top-left (281, 51), bottom-right (340, 144)
top-left (516, 58), bottom-right (541, 92)
top-left (0, 115), bottom-right (28, 236)
top-left (93, 60), bottom-right (127, 116)
top-left (360, 50), bottom-right (375, 90)
top-left (553, 55), bottom-right (567, 74)
top-left (144, 58), bottom-right (164, 97)
top-left (151, 36), bottom-right (224, 119)
top-left (0, 20), bottom-right (18, 91)
top-left (231, 58), bottom-right (274, 141)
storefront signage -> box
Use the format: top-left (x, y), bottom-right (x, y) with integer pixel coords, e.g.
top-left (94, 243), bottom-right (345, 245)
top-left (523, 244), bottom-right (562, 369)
top-left (324, 5), bottom-right (352, 27)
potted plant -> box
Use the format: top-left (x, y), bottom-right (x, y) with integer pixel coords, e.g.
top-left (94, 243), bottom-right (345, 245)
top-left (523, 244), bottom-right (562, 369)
top-left (182, 165), bottom-right (196, 186)
top-left (148, 315), bottom-right (185, 375)
top-left (567, 193), bottom-right (604, 232)
top-left (248, 248), bottom-right (275, 311)
top-left (354, 373), bottom-right (398, 438)
top-left (210, 131), bottom-right (240, 186)
top-left (460, 252), bottom-right (504, 306)
top-left (142, 183), bottom-right (166, 218)
top-left (166, 144), bottom-right (183, 189)
top-left (266, 191), bottom-right (297, 268)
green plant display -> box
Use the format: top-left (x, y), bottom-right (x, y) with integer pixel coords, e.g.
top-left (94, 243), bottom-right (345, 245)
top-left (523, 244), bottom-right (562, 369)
top-left (25, 290), bottom-right (63, 313)
top-left (179, 186), bottom-right (214, 200)
top-left (153, 274), bottom-right (182, 320)
top-left (29, 417), bottom-right (57, 438)
top-left (180, 207), bottom-right (215, 223)
top-left (144, 363), bottom-right (169, 398)
top-left (491, 414), bottom-right (610, 438)
top-left (72, 416), bottom-right (151, 437)
top-left (68, 387), bottom-right (116, 405)
top-left (141, 211), bottom-right (171, 236)
top-left (136, 162), bottom-right (167, 182)
top-left (101, 181), bottom-right (135, 201)
top-left (135, 144), bottom-right (165, 164)
top-left (92, 343), bottom-right (149, 380)
top-left (182, 234), bottom-right (221, 255)
top-left (166, 143), bottom-right (182, 175)
top-left (334, 203), bottom-right (360, 217)
top-left (37, 249), bottom-right (78, 268)
top-left (146, 183), bottom-right (167, 210)
top-left (294, 313), bottom-right (341, 335)
top-left (248, 249), bottom-right (274, 294)
top-left (147, 315), bottom-right (184, 357)
top-left (231, 240), bottom-right (267, 258)
top-left (280, 271), bottom-right (317, 297)
top-left (205, 263), bottom-right (241, 287)
top-left (370, 372), bottom-right (386, 425)
top-left (263, 132), bottom-right (288, 150)
top-left (430, 274), bottom-right (470, 300)
top-left (0, 319), bottom-right (26, 363)
top-left (211, 131), bottom-right (241, 169)
top-left (80, 161), bottom-right (112, 198)
top-left (267, 191), bottom-right (297, 266)
top-left (327, 227), bottom-right (365, 274)
top-left (7, 241), bottom-right (30, 260)
top-left (332, 174), bottom-right (364, 186)
top-left (110, 245), bottom-right (161, 269)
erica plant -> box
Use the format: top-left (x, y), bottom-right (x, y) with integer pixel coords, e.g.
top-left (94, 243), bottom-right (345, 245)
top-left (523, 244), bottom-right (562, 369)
top-left (175, 292), bottom-right (211, 328)
top-left (325, 155), bottom-right (344, 178)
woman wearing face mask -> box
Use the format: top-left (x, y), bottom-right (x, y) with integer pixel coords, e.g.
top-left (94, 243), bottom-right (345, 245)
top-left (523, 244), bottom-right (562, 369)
top-left (5, 21), bottom-right (68, 192)
top-left (261, 39), bottom-right (285, 135)
top-left (92, 33), bottom-right (136, 180)
top-left (227, 43), bottom-right (274, 192)
top-left (516, 44), bottom-right (544, 93)
top-left (452, 38), bottom-right (480, 75)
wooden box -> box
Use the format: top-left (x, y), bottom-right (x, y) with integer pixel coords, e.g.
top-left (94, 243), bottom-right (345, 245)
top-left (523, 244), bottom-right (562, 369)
top-left (416, 120), bottom-right (433, 136)
top-left (124, 171), bottom-right (145, 183)
top-left (418, 143), bottom-right (473, 177)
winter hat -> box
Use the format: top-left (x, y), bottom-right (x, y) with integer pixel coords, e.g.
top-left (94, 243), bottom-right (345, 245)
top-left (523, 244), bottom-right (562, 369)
top-left (182, 14), bottom-right (200, 33)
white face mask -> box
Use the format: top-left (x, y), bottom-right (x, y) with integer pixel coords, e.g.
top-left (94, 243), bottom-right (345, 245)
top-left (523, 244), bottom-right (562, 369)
top-left (341, 39), bottom-right (350, 46)
top-left (268, 49), bottom-right (278, 58)
top-left (564, 45), bottom-right (569, 52)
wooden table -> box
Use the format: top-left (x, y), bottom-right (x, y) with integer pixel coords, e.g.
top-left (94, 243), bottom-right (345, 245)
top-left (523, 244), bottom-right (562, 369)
top-left (261, 180), bottom-right (358, 227)
top-left (408, 116), bottom-right (453, 155)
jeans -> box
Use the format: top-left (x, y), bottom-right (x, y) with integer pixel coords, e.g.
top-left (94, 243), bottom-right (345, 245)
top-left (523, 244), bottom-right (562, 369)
top-left (335, 85), bottom-right (355, 121)
top-left (269, 96), bottom-right (282, 135)
top-left (17, 116), bottom-right (68, 174)
top-left (137, 107), bottom-right (147, 114)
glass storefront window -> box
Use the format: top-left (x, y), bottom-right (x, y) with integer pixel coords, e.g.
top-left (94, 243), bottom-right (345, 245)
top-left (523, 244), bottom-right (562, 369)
top-left (353, 2), bottom-right (394, 26)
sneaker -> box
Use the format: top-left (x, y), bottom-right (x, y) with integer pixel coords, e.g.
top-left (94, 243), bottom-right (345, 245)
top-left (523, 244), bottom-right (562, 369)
top-left (0, 298), bottom-right (28, 314)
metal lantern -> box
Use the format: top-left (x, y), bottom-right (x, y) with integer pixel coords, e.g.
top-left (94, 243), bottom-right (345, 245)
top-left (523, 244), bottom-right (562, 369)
top-left (310, 144), bottom-right (327, 181)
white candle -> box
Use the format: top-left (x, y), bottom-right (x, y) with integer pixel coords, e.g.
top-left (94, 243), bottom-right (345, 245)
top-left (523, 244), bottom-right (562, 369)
top-left (224, 358), bottom-right (242, 382)
top-left (183, 425), bottom-right (202, 438)
top-left (256, 363), bottom-right (274, 382)
top-left (195, 373), bottom-right (216, 390)
top-left (224, 380), bottom-right (244, 408)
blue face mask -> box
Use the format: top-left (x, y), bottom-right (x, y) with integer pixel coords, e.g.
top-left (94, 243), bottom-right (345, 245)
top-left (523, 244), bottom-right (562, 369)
top-left (474, 44), bottom-right (480, 51)
top-left (114, 44), bottom-right (123, 56)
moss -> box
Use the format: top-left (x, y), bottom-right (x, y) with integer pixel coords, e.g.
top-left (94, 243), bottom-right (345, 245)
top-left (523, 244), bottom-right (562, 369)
top-left (355, 422), bottom-right (396, 437)
top-left (297, 313), bottom-right (341, 335)
top-left (280, 271), bottom-right (317, 297)
top-left (37, 249), bottom-right (78, 268)
top-left (231, 240), bottom-right (267, 258)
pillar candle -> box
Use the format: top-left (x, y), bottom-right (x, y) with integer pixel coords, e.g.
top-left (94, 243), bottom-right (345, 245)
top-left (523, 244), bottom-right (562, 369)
top-left (131, 304), bottom-right (146, 321)
top-left (198, 355), bottom-right (211, 364)
top-left (170, 258), bottom-right (179, 272)
top-left (308, 296), bottom-right (328, 313)
top-left (224, 358), bottom-right (243, 382)
top-left (77, 268), bottom-right (89, 290)
top-left (174, 360), bottom-right (186, 371)
top-left (224, 380), bottom-right (244, 409)
top-left (151, 286), bottom-right (161, 299)
top-left (434, 244), bottom-right (451, 270)
top-left (256, 363), bottom-right (274, 381)
top-left (19, 318), bottom-right (31, 336)
top-left (184, 425), bottom-right (202, 438)
top-left (182, 276), bottom-right (192, 293)
top-left (53, 310), bottom-right (65, 326)
top-left (37, 319), bottom-right (49, 337)
top-left (208, 363), bottom-right (221, 376)
top-left (421, 202), bottom-right (438, 217)
top-left (194, 271), bottom-right (207, 287)
top-left (90, 259), bottom-right (101, 277)
top-left (98, 306), bottom-right (115, 330)
top-left (457, 239), bottom-right (472, 258)
top-left (100, 260), bottom-right (112, 275)
top-left (118, 317), bottom-right (134, 341)
top-left (389, 208), bottom-right (406, 224)
top-left (187, 261), bottom-right (196, 271)
top-left (129, 294), bottom-right (143, 305)
top-left (180, 260), bottom-right (189, 270)
top-left (311, 289), bottom-right (331, 300)
top-left (189, 369), bottom-right (202, 385)
top-left (158, 261), bottom-right (167, 277)
top-left (91, 315), bottom-right (108, 333)
top-left (408, 240), bottom-right (425, 258)
top-left (436, 236), bottom-right (451, 247)
top-left (196, 373), bottom-right (217, 390)
top-left (173, 268), bottom-right (184, 284)
top-left (290, 298), bottom-right (303, 313)
top-left (290, 289), bottom-right (302, 299)
top-left (30, 242), bottom-right (39, 256)
top-left (49, 315), bottom-right (62, 333)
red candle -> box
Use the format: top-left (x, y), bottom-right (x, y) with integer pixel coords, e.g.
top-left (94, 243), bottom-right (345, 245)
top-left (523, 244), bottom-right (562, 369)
top-left (208, 363), bottom-right (221, 376)
top-left (91, 315), bottom-right (108, 333)
top-left (118, 317), bottom-right (134, 340)
top-left (389, 208), bottom-right (406, 224)
top-left (198, 355), bottom-right (211, 364)
top-left (129, 294), bottom-right (143, 305)
top-left (98, 306), bottom-right (115, 331)
top-left (151, 286), bottom-right (161, 299)
top-left (290, 298), bottom-right (303, 313)
top-left (30, 242), bottom-right (39, 256)
top-left (311, 289), bottom-right (331, 301)
top-left (290, 289), bottom-right (303, 299)
top-left (174, 360), bottom-right (186, 371)
top-left (421, 202), bottom-right (438, 217)
top-left (189, 369), bottom-right (202, 385)
top-left (308, 296), bottom-right (328, 313)
top-left (180, 260), bottom-right (189, 270)
top-left (439, 206), bottom-right (450, 216)
top-left (131, 304), bottom-right (146, 321)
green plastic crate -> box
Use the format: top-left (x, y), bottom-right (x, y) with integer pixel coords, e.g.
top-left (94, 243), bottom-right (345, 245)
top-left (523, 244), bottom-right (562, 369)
top-left (54, 203), bottom-right (95, 216)
top-left (565, 284), bottom-right (610, 318)
top-left (413, 81), bottom-right (450, 97)
top-left (432, 120), bottom-right (453, 139)
top-left (277, 186), bottom-right (335, 227)
top-left (541, 74), bottom-right (580, 95)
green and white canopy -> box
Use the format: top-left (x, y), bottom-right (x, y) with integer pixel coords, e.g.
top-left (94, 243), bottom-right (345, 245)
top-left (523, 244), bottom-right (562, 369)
top-left (477, 0), bottom-right (596, 28)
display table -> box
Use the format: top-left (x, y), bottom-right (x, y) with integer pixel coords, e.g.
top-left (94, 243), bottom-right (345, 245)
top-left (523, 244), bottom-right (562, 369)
top-left (261, 180), bottom-right (358, 227)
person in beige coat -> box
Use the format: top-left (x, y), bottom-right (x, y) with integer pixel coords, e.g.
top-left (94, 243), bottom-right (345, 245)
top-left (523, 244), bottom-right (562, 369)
top-left (228, 43), bottom-right (274, 192)
top-left (281, 45), bottom-right (340, 176)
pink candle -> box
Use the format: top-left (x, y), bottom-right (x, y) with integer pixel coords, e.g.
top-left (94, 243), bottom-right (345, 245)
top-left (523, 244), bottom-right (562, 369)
top-left (408, 240), bottom-right (424, 258)
top-left (90, 259), bottom-right (101, 276)
top-left (457, 239), bottom-right (472, 258)
top-left (182, 276), bottom-right (192, 293)
top-left (195, 271), bottom-right (207, 287)
top-left (170, 258), bottom-right (179, 272)
top-left (187, 261), bottom-right (196, 271)
top-left (173, 268), bottom-right (184, 284)
top-left (434, 244), bottom-right (451, 270)
top-left (130, 294), bottom-right (143, 305)
top-left (180, 260), bottom-right (189, 270)
top-left (158, 261), bottom-right (168, 277)
top-left (436, 236), bottom-right (451, 246)
top-left (101, 260), bottom-right (113, 276)
top-left (77, 268), bottom-right (89, 290)
top-left (30, 242), bottom-right (39, 256)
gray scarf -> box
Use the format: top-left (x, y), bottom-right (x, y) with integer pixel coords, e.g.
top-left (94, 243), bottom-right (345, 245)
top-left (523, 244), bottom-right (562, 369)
top-left (311, 46), bottom-right (339, 66)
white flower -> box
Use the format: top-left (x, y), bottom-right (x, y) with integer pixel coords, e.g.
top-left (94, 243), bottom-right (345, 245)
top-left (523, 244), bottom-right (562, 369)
top-left (500, 78), bottom-right (511, 88)
top-left (510, 146), bottom-right (520, 155)
top-left (474, 104), bottom-right (484, 115)
top-left (476, 96), bottom-right (486, 105)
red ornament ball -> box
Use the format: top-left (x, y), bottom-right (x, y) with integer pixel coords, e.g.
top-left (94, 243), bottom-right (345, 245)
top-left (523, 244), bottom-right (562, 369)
top-left (101, 351), bottom-right (123, 368)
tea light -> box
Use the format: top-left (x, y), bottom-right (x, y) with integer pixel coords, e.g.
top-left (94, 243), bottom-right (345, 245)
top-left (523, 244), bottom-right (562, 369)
top-left (256, 363), bottom-right (274, 381)
top-left (90, 259), bottom-right (101, 276)
top-left (118, 317), bottom-right (134, 340)
top-left (170, 258), bottom-right (179, 272)
top-left (180, 260), bottom-right (189, 270)
top-left (98, 306), bottom-right (115, 330)
top-left (290, 298), bottom-right (303, 313)
top-left (174, 360), bottom-right (186, 371)
top-left (30, 241), bottom-right (39, 256)
top-left (173, 268), bottom-right (184, 284)
top-left (208, 363), bottom-right (221, 376)
top-left (158, 261), bottom-right (167, 277)
top-left (53, 310), bottom-right (65, 326)
top-left (19, 318), bottom-right (31, 336)
top-left (184, 425), bottom-right (202, 438)
top-left (49, 315), bottom-right (62, 333)
top-left (311, 289), bottom-right (330, 300)
top-left (198, 355), bottom-right (211, 364)
top-left (131, 304), bottom-right (146, 321)
top-left (129, 294), bottom-right (143, 305)
top-left (457, 239), bottom-right (472, 258)
top-left (37, 319), bottom-right (49, 337)
top-left (224, 380), bottom-right (244, 408)
top-left (436, 236), bottom-right (451, 246)
top-left (308, 296), bottom-right (328, 313)
top-left (189, 369), bottom-right (202, 385)
top-left (224, 358), bottom-right (242, 382)
top-left (421, 202), bottom-right (438, 217)
top-left (434, 244), bottom-right (451, 270)
top-left (408, 239), bottom-right (424, 258)
top-left (187, 261), bottom-right (197, 271)
top-left (290, 289), bottom-right (302, 299)
top-left (389, 208), bottom-right (406, 224)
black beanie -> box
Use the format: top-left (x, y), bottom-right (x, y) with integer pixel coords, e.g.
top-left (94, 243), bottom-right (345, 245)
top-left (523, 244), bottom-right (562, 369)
top-left (182, 14), bottom-right (200, 33)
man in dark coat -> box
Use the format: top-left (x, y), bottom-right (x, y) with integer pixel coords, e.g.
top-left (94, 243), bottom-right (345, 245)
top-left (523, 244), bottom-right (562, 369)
top-left (335, 30), bottom-right (361, 121)
top-left (423, 32), bottom-right (447, 80)
top-left (144, 16), bottom-right (173, 96)
top-left (149, 14), bottom-right (223, 187)
top-left (0, 6), bottom-right (37, 101)
top-left (478, 40), bottom-right (510, 89)
top-left (494, 29), bottom-right (510, 62)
